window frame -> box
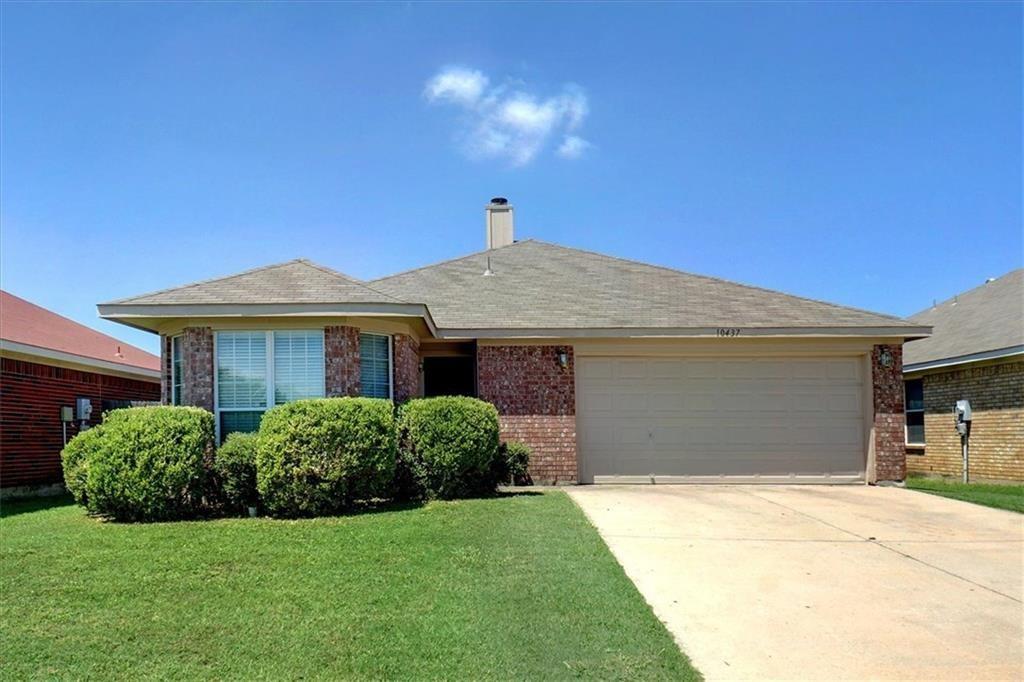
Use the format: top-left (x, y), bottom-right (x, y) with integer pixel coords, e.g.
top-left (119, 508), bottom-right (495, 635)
top-left (904, 378), bottom-right (925, 447)
top-left (359, 332), bottom-right (393, 400)
top-left (213, 329), bottom-right (326, 441)
top-left (170, 335), bottom-right (183, 406)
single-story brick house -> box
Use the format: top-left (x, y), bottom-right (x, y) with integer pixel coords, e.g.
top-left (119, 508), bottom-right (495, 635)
top-left (99, 199), bottom-right (929, 485)
top-left (903, 269), bottom-right (1023, 482)
top-left (1, 291), bottom-right (161, 497)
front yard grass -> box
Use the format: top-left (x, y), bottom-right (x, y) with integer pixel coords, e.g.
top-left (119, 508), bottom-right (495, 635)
top-left (0, 492), bottom-right (698, 680)
top-left (906, 476), bottom-right (1024, 513)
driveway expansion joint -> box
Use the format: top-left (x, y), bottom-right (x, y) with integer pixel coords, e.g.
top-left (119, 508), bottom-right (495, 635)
top-left (740, 488), bottom-right (1023, 604)
top-left (568, 485), bottom-right (1024, 681)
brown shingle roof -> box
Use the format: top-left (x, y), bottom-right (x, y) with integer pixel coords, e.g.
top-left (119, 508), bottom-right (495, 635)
top-left (101, 241), bottom-right (926, 336)
top-left (104, 259), bottom-right (406, 306)
top-left (369, 240), bottom-right (918, 331)
top-left (904, 269), bottom-right (1024, 368)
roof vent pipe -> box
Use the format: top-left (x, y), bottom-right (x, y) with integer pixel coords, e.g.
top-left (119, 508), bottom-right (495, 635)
top-left (485, 197), bottom-right (514, 249)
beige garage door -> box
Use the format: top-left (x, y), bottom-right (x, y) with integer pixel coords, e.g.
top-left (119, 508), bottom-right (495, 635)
top-left (576, 356), bottom-right (866, 484)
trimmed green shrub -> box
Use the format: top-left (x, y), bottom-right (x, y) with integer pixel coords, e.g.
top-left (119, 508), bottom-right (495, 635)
top-left (391, 447), bottom-right (428, 502)
top-left (61, 425), bottom-right (104, 506)
top-left (214, 432), bottom-right (259, 514)
top-left (72, 406), bottom-right (215, 522)
top-left (497, 441), bottom-right (532, 486)
top-left (399, 397), bottom-right (501, 499)
top-left (256, 398), bottom-right (397, 517)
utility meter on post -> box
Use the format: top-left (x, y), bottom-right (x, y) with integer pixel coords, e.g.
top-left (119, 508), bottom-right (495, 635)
top-left (953, 399), bottom-right (972, 482)
top-left (953, 400), bottom-right (972, 436)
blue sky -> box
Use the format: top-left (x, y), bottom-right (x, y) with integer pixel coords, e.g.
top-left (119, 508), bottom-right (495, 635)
top-left (2, 2), bottom-right (1020, 354)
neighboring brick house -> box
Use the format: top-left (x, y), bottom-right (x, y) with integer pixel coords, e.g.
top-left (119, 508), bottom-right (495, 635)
top-left (98, 198), bottom-right (928, 485)
top-left (903, 270), bottom-right (1023, 482)
top-left (1, 291), bottom-right (161, 497)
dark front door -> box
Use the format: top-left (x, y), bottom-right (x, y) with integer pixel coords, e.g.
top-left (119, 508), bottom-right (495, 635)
top-left (423, 356), bottom-right (476, 397)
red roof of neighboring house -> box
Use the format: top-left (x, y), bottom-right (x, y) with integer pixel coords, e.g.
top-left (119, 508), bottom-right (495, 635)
top-left (1, 290), bottom-right (160, 373)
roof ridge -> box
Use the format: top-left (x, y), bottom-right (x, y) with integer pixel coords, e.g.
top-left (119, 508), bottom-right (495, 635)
top-left (101, 259), bottom-right (311, 305)
top-left (297, 260), bottom-right (410, 304)
top-left (527, 239), bottom-right (911, 324)
top-left (369, 240), bottom-right (533, 283)
top-left (909, 267), bottom-right (1023, 319)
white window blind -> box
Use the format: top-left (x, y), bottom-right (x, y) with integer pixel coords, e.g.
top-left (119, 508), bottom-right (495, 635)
top-left (274, 331), bottom-right (325, 404)
top-left (214, 330), bottom-right (325, 440)
top-left (217, 329), bottom-right (268, 405)
top-left (360, 333), bottom-right (392, 399)
top-left (216, 332), bottom-right (268, 409)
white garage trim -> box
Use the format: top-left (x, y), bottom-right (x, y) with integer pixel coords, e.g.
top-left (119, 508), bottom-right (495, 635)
top-left (576, 355), bottom-right (870, 484)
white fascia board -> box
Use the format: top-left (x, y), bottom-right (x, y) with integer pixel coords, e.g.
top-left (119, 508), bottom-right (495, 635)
top-left (98, 302), bottom-right (439, 337)
top-left (0, 340), bottom-right (161, 380)
top-left (903, 345), bottom-right (1024, 374)
top-left (435, 325), bottom-right (932, 340)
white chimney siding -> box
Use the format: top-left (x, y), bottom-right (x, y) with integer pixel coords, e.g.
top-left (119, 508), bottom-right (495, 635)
top-left (485, 198), bottom-right (514, 249)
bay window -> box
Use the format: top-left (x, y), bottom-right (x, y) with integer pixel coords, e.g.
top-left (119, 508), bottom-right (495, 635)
top-left (171, 335), bottom-right (183, 406)
top-left (215, 330), bottom-right (324, 438)
top-left (360, 333), bottom-right (392, 399)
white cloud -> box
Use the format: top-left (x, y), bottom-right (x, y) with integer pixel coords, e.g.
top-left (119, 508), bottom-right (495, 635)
top-left (424, 66), bottom-right (591, 166)
top-left (557, 135), bottom-right (592, 159)
top-left (424, 67), bottom-right (488, 105)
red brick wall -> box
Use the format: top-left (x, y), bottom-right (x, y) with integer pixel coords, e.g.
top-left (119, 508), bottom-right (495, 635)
top-left (181, 327), bottom-right (214, 411)
top-left (393, 334), bottom-right (420, 404)
top-left (477, 345), bottom-right (577, 484)
top-left (325, 326), bottom-right (361, 397)
top-left (0, 358), bottom-right (160, 489)
top-left (872, 344), bottom-right (906, 482)
top-left (168, 326), bottom-right (415, 405)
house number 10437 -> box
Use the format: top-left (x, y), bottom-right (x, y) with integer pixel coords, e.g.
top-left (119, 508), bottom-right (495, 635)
top-left (716, 328), bottom-right (741, 337)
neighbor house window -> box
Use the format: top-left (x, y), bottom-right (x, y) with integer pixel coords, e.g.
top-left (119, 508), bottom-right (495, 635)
top-left (215, 330), bottom-right (324, 439)
top-left (359, 333), bottom-right (392, 399)
top-left (171, 335), bottom-right (183, 406)
top-left (904, 379), bottom-right (925, 446)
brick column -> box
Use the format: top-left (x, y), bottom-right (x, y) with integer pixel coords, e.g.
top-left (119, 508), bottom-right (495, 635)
top-left (182, 327), bottom-right (214, 412)
top-left (392, 334), bottom-right (420, 404)
top-left (477, 345), bottom-right (577, 484)
top-left (160, 334), bottom-right (172, 405)
top-left (872, 344), bottom-right (906, 482)
top-left (325, 326), bottom-right (361, 397)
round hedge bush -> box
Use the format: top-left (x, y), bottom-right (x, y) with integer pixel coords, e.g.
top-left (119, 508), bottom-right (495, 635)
top-left (497, 440), bottom-right (532, 486)
top-left (214, 432), bottom-right (259, 514)
top-left (255, 398), bottom-right (397, 517)
top-left (399, 397), bottom-right (500, 499)
top-left (63, 406), bottom-right (215, 522)
top-left (61, 425), bottom-right (104, 506)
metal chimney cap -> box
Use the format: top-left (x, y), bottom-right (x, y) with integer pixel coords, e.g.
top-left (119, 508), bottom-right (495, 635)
top-left (489, 197), bottom-right (508, 206)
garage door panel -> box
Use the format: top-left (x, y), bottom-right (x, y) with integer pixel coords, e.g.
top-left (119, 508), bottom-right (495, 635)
top-left (649, 359), bottom-right (686, 378)
top-left (615, 359), bottom-right (649, 379)
top-left (578, 356), bottom-right (865, 483)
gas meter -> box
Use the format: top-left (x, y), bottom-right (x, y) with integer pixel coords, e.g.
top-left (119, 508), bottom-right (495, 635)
top-left (953, 399), bottom-right (972, 482)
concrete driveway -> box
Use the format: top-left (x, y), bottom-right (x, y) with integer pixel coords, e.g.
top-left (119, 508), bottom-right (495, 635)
top-left (567, 485), bottom-right (1023, 681)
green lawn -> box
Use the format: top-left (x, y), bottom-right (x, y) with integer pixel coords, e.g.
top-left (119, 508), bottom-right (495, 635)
top-left (906, 476), bottom-right (1024, 513)
top-left (0, 492), bottom-right (698, 681)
